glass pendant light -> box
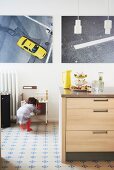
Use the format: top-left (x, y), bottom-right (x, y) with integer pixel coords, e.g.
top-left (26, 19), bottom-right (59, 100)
top-left (104, 0), bottom-right (112, 34)
top-left (74, 0), bottom-right (82, 34)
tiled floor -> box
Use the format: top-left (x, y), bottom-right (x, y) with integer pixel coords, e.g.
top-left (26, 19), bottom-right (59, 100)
top-left (1, 123), bottom-right (114, 170)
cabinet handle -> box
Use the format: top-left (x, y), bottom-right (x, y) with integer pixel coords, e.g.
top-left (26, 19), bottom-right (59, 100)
top-left (92, 131), bottom-right (108, 134)
top-left (94, 99), bottom-right (108, 102)
top-left (93, 109), bottom-right (108, 112)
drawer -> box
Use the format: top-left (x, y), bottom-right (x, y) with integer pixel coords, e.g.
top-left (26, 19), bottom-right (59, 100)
top-left (66, 109), bottom-right (114, 130)
top-left (67, 98), bottom-right (114, 109)
top-left (66, 131), bottom-right (114, 152)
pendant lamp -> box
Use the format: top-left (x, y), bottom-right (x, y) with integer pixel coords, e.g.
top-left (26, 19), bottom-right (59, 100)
top-left (74, 0), bottom-right (82, 34)
top-left (104, 0), bottom-right (112, 34)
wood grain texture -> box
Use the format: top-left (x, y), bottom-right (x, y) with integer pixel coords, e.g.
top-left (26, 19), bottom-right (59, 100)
top-left (61, 97), bottom-right (66, 162)
top-left (66, 131), bottom-right (114, 152)
top-left (66, 109), bottom-right (114, 130)
top-left (60, 87), bottom-right (114, 161)
top-left (67, 98), bottom-right (114, 109)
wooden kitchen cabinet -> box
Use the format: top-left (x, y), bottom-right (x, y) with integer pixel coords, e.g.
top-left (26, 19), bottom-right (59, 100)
top-left (66, 131), bottom-right (114, 152)
top-left (59, 87), bottom-right (114, 162)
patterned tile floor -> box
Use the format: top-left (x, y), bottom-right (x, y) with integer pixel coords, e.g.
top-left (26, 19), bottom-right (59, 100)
top-left (1, 123), bottom-right (114, 170)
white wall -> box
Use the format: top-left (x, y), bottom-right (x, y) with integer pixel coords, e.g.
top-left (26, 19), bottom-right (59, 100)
top-left (0, 0), bottom-right (114, 121)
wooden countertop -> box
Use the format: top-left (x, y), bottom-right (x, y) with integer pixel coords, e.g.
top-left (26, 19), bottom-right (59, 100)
top-left (60, 87), bottom-right (114, 98)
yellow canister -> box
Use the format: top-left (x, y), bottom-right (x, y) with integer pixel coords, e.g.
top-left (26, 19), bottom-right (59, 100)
top-left (62, 70), bottom-right (71, 89)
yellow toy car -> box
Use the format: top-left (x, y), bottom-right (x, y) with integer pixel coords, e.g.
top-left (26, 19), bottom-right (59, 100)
top-left (17, 36), bottom-right (47, 59)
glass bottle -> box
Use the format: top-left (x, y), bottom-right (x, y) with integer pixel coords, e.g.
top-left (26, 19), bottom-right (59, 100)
top-left (98, 72), bottom-right (103, 81)
top-left (98, 72), bottom-right (104, 92)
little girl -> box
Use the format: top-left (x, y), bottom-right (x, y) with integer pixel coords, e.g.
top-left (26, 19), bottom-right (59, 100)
top-left (17, 97), bottom-right (38, 132)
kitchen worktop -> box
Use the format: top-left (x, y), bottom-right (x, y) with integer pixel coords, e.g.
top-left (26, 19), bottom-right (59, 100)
top-left (60, 87), bottom-right (114, 98)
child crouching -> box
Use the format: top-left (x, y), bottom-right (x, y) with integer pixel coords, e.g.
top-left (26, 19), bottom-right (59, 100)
top-left (17, 97), bottom-right (38, 132)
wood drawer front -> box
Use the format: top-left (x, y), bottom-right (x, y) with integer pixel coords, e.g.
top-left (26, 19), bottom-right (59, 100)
top-left (67, 98), bottom-right (114, 109)
top-left (66, 131), bottom-right (114, 152)
top-left (66, 109), bottom-right (114, 130)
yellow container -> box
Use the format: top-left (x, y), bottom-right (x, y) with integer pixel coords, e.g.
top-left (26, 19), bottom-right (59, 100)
top-left (62, 70), bottom-right (71, 89)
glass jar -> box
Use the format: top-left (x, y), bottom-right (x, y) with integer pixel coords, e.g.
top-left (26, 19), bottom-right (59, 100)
top-left (92, 80), bottom-right (99, 93)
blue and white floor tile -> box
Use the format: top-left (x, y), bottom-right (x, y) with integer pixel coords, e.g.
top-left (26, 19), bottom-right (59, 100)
top-left (1, 123), bottom-right (114, 170)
